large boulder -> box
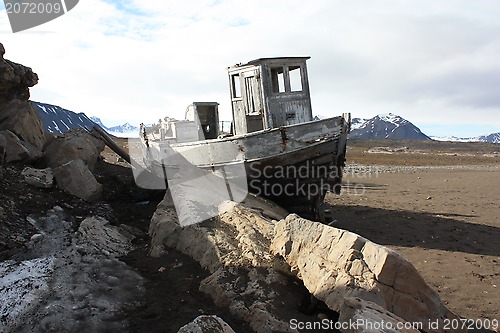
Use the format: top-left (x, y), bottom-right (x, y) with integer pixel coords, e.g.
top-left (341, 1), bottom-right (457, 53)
top-left (53, 159), bottom-right (102, 202)
top-left (270, 214), bottom-right (464, 333)
top-left (0, 100), bottom-right (46, 150)
top-left (0, 44), bottom-right (45, 150)
top-left (43, 128), bottom-right (104, 171)
top-left (0, 130), bottom-right (42, 163)
top-left (149, 192), bottom-right (304, 333)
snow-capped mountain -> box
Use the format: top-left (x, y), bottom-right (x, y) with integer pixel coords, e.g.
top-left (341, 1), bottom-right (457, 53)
top-left (430, 136), bottom-right (478, 142)
top-left (89, 116), bottom-right (107, 129)
top-left (350, 117), bottom-right (369, 130)
top-left (33, 101), bottom-right (139, 137)
top-left (89, 116), bottom-right (138, 135)
top-left (477, 132), bottom-right (500, 143)
top-left (350, 113), bottom-right (431, 140)
top-left (32, 101), bottom-right (95, 134)
top-left (431, 132), bottom-right (500, 143)
top-left (107, 123), bottom-right (138, 134)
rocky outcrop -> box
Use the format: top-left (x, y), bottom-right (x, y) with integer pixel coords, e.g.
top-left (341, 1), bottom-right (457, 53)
top-left (0, 43), bottom-right (38, 103)
top-left (270, 214), bottom-right (463, 333)
top-left (43, 128), bottom-right (104, 171)
top-left (0, 100), bottom-right (46, 150)
top-left (21, 167), bottom-right (53, 188)
top-left (0, 130), bottom-right (42, 163)
top-left (53, 159), bottom-right (102, 202)
top-left (149, 192), bottom-right (304, 333)
top-left (177, 315), bottom-right (236, 333)
top-left (0, 44), bottom-right (45, 150)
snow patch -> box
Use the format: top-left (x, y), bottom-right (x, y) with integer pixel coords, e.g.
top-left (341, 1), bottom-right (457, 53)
top-left (0, 208), bottom-right (144, 332)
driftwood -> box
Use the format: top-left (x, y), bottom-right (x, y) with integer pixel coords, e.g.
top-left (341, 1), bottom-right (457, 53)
top-left (90, 124), bottom-right (131, 164)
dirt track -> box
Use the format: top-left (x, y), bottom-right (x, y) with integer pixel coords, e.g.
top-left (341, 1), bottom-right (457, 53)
top-left (325, 139), bottom-right (500, 323)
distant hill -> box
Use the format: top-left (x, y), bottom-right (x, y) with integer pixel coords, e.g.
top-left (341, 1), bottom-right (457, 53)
top-left (32, 101), bottom-right (139, 137)
top-left (350, 113), bottom-right (431, 140)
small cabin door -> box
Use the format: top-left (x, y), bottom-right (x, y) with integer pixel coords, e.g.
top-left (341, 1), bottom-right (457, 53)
top-left (241, 70), bottom-right (264, 133)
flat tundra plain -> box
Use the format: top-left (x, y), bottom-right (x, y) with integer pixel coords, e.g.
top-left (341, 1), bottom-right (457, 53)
top-left (326, 139), bottom-right (500, 323)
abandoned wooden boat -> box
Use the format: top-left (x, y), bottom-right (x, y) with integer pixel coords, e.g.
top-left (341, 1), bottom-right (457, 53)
top-left (139, 57), bottom-right (350, 222)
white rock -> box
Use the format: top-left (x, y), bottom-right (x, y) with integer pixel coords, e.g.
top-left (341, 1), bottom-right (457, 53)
top-left (270, 214), bottom-right (464, 333)
top-left (149, 191), bottom-right (295, 333)
top-left (77, 216), bottom-right (135, 257)
top-left (22, 167), bottom-right (53, 188)
top-left (177, 315), bottom-right (236, 333)
top-left (339, 297), bottom-right (421, 333)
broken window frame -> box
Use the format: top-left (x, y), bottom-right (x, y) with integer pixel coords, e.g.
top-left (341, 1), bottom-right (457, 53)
top-left (231, 74), bottom-right (242, 99)
top-left (270, 65), bottom-right (304, 94)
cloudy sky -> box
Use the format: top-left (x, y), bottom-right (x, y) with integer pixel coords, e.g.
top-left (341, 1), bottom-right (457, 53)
top-left (1, 0), bottom-right (499, 137)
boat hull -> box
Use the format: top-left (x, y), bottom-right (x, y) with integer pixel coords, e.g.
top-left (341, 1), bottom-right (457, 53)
top-left (140, 115), bottom-right (349, 221)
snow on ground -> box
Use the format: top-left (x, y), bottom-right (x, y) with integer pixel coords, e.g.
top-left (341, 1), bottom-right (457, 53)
top-left (0, 206), bottom-right (143, 332)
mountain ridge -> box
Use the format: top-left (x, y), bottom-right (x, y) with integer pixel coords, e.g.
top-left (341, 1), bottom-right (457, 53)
top-left (31, 102), bottom-right (499, 143)
top-left (349, 113), bottom-right (431, 140)
top-left (32, 101), bottom-right (139, 137)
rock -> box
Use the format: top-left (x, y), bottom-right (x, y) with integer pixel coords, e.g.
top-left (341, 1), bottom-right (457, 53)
top-left (0, 140), bottom-right (4, 181)
top-left (53, 159), bottom-right (102, 202)
top-left (0, 43), bottom-right (45, 150)
top-left (149, 191), bottom-right (287, 270)
top-left (20, 139), bottom-right (43, 161)
top-left (0, 100), bottom-right (46, 150)
top-left (0, 43), bottom-right (38, 103)
top-left (77, 216), bottom-right (135, 257)
top-left (270, 214), bottom-right (463, 333)
top-left (0, 130), bottom-right (41, 162)
top-left (43, 128), bottom-right (104, 171)
top-left (149, 191), bottom-right (297, 333)
top-left (177, 315), bottom-right (236, 333)
top-left (338, 297), bottom-right (421, 333)
top-left (21, 167), bottom-right (53, 188)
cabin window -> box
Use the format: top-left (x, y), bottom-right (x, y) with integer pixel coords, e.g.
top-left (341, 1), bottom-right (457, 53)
top-left (271, 65), bottom-right (303, 93)
top-left (271, 67), bottom-right (285, 93)
top-left (289, 66), bottom-right (303, 92)
top-left (232, 74), bottom-right (241, 98)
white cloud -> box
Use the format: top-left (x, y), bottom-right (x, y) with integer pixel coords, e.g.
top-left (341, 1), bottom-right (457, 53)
top-left (1, 0), bottom-right (499, 136)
